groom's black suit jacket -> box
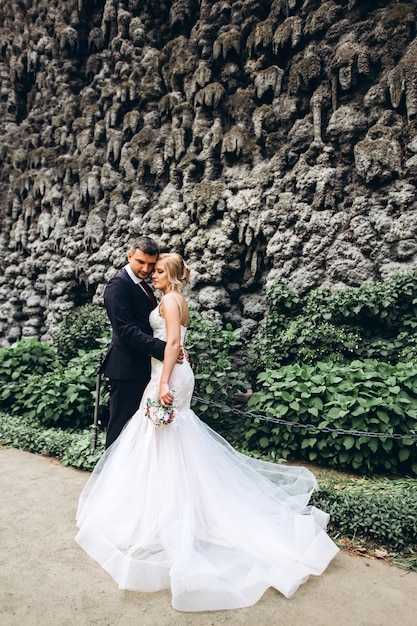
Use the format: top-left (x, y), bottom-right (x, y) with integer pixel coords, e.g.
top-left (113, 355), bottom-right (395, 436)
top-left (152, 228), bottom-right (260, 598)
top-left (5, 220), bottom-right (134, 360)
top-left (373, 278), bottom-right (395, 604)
top-left (102, 268), bottom-right (165, 381)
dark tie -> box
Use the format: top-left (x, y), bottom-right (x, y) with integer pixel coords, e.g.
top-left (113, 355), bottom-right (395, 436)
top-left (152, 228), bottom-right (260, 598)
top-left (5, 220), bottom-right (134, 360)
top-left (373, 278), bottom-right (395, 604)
top-left (140, 281), bottom-right (157, 307)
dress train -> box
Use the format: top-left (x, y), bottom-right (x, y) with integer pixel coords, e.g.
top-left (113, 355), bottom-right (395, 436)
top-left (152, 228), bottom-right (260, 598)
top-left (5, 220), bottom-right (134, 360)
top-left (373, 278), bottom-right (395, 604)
top-left (75, 308), bottom-right (339, 612)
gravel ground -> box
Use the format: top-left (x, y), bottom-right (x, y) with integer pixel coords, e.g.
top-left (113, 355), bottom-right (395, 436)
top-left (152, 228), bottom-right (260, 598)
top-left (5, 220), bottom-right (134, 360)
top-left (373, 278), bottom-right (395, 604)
top-left (1, 447), bottom-right (416, 626)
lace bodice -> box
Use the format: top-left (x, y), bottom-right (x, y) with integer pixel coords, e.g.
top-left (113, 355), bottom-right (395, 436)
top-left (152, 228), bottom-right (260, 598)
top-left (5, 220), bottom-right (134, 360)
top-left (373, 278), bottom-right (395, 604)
top-left (150, 306), bottom-right (187, 344)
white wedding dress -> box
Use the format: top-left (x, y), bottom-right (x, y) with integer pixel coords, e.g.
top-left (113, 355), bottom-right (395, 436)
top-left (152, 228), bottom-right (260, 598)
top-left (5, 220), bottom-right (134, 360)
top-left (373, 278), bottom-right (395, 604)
top-left (75, 307), bottom-right (339, 612)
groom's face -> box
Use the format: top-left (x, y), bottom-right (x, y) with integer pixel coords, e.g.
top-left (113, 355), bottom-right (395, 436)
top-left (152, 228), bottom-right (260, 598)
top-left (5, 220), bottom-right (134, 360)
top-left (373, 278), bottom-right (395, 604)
top-left (128, 249), bottom-right (158, 280)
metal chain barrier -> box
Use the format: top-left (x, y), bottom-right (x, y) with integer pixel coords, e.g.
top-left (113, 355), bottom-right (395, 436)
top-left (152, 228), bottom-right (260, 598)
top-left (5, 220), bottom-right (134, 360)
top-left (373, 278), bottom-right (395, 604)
top-left (2, 382), bottom-right (417, 441)
top-left (192, 395), bottom-right (417, 441)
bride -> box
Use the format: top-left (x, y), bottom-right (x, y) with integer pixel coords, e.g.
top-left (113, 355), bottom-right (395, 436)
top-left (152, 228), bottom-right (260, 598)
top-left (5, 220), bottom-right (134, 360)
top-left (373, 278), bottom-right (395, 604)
top-left (75, 252), bottom-right (339, 612)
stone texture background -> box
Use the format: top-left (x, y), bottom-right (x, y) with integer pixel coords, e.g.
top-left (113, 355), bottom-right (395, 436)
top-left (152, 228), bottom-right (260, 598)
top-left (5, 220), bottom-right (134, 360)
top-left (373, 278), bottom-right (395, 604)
top-left (1, 0), bottom-right (417, 344)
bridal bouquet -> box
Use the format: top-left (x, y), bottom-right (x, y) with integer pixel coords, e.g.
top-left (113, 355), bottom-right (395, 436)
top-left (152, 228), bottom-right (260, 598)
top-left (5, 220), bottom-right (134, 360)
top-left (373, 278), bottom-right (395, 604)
top-left (145, 397), bottom-right (176, 426)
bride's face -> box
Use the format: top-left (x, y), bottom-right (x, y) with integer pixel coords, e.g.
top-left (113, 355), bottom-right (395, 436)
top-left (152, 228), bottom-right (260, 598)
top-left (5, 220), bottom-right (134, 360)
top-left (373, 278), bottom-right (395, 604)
top-left (152, 260), bottom-right (169, 292)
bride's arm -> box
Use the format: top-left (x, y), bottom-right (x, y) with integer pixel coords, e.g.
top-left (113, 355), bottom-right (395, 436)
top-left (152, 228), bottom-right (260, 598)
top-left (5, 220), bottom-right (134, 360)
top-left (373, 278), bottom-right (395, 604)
top-left (159, 294), bottom-right (182, 406)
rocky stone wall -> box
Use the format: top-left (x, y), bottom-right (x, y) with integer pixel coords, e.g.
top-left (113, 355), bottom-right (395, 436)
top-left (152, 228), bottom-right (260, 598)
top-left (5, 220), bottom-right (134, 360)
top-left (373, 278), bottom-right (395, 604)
top-left (1, 0), bottom-right (417, 345)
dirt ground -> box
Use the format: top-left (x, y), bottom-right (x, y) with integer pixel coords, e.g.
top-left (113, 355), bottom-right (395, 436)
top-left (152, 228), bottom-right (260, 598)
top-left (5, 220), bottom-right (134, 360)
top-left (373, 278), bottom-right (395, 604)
top-left (1, 447), bottom-right (416, 626)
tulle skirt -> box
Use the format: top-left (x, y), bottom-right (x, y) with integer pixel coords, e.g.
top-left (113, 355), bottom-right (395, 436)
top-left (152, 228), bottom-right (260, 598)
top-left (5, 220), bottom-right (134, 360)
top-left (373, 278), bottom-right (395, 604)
top-left (75, 363), bottom-right (338, 612)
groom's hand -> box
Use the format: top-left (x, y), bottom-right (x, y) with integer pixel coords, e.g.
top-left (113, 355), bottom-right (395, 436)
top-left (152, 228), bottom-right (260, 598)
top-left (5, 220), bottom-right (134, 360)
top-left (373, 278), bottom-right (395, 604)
top-left (176, 347), bottom-right (189, 364)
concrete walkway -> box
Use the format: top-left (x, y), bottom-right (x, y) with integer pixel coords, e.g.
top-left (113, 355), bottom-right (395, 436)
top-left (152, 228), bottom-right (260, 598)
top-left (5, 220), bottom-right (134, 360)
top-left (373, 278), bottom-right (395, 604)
top-left (1, 447), bottom-right (416, 626)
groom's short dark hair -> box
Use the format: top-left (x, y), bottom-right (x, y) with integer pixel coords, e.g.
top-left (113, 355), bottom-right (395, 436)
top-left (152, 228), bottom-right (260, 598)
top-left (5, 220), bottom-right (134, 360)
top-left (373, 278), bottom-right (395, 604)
top-left (131, 236), bottom-right (160, 256)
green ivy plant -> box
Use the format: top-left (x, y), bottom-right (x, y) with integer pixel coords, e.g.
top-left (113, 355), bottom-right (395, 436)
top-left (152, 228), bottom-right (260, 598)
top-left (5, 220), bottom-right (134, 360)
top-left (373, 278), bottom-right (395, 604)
top-left (311, 481), bottom-right (417, 550)
top-left (0, 412), bottom-right (104, 470)
top-left (248, 270), bottom-right (417, 373)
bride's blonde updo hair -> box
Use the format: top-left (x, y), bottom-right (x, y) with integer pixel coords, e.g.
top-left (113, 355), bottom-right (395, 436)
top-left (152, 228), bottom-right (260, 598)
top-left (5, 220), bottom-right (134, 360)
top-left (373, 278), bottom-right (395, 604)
top-left (158, 252), bottom-right (191, 291)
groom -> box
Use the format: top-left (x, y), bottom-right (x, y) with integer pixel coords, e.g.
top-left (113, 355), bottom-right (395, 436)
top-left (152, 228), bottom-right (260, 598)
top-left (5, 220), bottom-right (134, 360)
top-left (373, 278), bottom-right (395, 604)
top-left (101, 236), bottom-right (167, 448)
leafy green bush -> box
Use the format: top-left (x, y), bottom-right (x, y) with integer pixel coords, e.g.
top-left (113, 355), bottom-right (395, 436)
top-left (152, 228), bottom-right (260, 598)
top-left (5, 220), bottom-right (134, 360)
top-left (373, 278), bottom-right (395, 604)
top-left (248, 271), bottom-right (417, 373)
top-left (0, 338), bottom-right (60, 380)
top-left (1, 350), bottom-right (106, 430)
top-left (51, 303), bottom-right (111, 362)
top-left (0, 305), bottom-right (110, 431)
top-left (244, 359), bottom-right (417, 475)
top-left (0, 339), bottom-right (61, 412)
top-left (304, 272), bottom-right (417, 330)
top-left (187, 310), bottom-right (248, 435)
top-left (255, 318), bottom-right (361, 370)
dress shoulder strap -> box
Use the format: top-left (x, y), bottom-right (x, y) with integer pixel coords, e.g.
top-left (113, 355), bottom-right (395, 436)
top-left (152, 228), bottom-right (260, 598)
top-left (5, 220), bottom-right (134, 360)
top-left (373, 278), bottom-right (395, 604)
top-left (161, 292), bottom-right (187, 326)
top-left (170, 292), bottom-right (183, 319)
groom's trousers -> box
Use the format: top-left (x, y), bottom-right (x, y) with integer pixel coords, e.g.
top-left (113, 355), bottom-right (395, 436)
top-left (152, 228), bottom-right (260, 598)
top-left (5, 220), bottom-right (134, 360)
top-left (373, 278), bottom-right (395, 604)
top-left (105, 378), bottom-right (148, 449)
